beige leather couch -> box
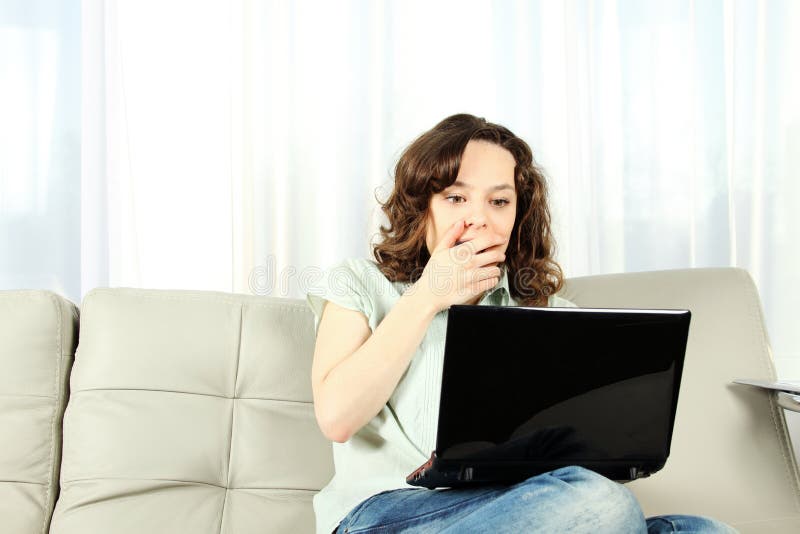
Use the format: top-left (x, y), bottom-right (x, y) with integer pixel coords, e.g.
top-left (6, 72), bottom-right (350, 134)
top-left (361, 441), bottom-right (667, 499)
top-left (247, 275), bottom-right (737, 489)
top-left (2, 267), bottom-right (799, 533)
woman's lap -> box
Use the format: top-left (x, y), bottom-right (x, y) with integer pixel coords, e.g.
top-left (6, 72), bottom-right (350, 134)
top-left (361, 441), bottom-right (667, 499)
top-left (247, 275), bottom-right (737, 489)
top-left (335, 466), bottom-right (737, 534)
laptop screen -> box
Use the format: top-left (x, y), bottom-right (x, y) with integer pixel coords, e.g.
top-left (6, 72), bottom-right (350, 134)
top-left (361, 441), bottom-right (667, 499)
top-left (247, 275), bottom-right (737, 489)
top-left (435, 306), bottom-right (690, 464)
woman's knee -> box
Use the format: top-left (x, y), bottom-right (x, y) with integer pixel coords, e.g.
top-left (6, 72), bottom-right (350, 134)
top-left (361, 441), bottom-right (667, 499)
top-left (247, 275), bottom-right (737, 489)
top-left (538, 466), bottom-right (646, 533)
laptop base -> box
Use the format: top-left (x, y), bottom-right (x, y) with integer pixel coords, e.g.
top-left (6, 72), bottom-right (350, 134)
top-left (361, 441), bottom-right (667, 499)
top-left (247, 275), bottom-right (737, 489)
top-left (406, 452), bottom-right (658, 489)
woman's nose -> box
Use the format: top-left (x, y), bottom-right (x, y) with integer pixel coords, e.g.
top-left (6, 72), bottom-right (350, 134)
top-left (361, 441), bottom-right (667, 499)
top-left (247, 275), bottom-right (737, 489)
top-left (465, 215), bottom-right (488, 229)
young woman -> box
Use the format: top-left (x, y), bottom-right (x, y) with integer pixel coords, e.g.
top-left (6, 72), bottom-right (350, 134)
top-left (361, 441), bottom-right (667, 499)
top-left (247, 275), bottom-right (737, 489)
top-left (306, 114), bottom-right (735, 533)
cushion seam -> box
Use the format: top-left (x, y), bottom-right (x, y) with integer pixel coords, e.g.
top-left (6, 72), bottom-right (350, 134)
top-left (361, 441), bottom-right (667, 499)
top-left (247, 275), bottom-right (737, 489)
top-left (68, 387), bottom-right (314, 405)
top-left (741, 268), bottom-right (800, 510)
top-left (217, 302), bottom-right (243, 534)
top-left (59, 476), bottom-right (322, 493)
top-left (42, 292), bottom-right (60, 534)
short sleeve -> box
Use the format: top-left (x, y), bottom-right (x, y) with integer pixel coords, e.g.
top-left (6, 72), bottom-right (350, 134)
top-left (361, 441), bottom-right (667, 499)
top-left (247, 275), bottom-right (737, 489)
top-left (548, 294), bottom-right (579, 308)
top-left (306, 258), bottom-right (376, 335)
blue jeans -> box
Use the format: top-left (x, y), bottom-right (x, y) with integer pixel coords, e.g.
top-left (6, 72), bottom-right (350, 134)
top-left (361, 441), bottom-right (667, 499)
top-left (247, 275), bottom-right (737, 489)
top-left (334, 466), bottom-right (737, 533)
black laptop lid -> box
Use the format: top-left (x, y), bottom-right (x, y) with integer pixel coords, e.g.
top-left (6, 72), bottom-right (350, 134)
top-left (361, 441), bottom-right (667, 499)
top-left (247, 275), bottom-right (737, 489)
top-left (435, 306), bottom-right (690, 465)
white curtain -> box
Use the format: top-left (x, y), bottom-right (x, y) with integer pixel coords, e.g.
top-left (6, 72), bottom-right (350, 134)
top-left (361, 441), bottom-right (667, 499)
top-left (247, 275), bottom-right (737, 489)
top-left (0, 0), bottom-right (81, 298)
top-left (3, 0), bottom-right (799, 379)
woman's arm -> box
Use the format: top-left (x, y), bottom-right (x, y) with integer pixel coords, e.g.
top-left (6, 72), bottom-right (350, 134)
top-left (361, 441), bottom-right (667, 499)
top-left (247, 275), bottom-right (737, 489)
top-left (311, 222), bottom-right (506, 443)
top-left (311, 290), bottom-right (438, 443)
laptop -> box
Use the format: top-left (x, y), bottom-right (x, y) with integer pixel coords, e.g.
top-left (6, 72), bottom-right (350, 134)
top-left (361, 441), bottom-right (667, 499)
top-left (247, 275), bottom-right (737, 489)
top-left (406, 305), bottom-right (691, 488)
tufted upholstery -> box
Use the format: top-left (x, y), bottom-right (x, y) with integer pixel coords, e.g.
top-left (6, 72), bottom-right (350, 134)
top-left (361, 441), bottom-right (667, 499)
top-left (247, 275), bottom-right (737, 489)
top-left (2, 267), bottom-right (799, 533)
top-left (0, 291), bottom-right (78, 534)
top-left (48, 289), bottom-right (333, 534)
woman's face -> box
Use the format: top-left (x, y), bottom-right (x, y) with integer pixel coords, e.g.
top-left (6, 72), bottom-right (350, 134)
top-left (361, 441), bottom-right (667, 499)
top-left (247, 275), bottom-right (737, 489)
top-left (425, 140), bottom-right (517, 260)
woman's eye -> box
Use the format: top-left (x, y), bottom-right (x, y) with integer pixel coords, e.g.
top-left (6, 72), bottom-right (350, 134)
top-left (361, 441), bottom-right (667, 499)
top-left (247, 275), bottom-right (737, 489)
top-left (445, 195), bottom-right (510, 207)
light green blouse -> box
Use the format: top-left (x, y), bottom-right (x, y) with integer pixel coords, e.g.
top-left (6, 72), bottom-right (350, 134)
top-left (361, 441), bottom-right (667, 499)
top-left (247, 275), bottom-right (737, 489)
top-left (306, 257), bottom-right (578, 534)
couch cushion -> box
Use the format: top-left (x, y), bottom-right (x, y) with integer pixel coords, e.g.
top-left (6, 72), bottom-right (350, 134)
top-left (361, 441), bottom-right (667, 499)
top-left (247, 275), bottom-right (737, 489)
top-left (0, 290), bottom-right (78, 534)
top-left (562, 268), bottom-right (800, 533)
top-left (49, 289), bottom-right (333, 534)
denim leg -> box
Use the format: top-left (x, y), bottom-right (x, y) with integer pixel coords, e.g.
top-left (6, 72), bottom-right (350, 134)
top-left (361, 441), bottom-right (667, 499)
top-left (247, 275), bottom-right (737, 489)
top-left (336, 466), bottom-right (647, 533)
top-left (336, 484), bottom-right (506, 533)
top-left (438, 465), bottom-right (647, 534)
top-left (645, 514), bottom-right (739, 533)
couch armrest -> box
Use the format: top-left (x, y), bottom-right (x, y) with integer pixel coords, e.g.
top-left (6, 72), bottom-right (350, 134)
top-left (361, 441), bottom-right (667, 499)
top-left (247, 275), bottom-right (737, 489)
top-left (777, 392), bottom-right (800, 413)
top-left (563, 268), bottom-right (800, 532)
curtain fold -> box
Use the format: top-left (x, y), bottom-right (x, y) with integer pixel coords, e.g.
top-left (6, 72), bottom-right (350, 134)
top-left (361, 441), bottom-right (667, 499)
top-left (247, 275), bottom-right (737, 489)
top-left (2, 0), bottom-right (798, 376)
top-left (0, 0), bottom-right (81, 298)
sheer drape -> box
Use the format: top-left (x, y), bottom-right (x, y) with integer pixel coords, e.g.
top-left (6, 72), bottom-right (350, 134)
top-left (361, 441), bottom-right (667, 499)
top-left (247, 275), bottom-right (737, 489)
top-left (2, 0), bottom-right (799, 378)
top-left (0, 0), bottom-right (81, 298)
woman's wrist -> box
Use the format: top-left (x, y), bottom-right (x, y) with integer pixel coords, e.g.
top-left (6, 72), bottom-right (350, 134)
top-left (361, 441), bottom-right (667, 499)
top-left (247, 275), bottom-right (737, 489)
top-left (402, 280), bottom-right (441, 319)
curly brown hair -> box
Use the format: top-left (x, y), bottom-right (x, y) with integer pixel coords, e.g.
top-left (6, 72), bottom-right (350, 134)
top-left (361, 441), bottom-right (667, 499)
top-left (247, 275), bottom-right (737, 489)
top-left (371, 113), bottom-right (564, 306)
